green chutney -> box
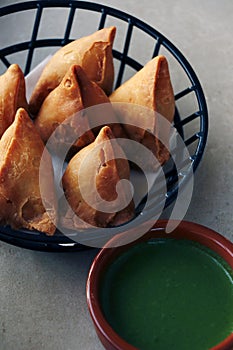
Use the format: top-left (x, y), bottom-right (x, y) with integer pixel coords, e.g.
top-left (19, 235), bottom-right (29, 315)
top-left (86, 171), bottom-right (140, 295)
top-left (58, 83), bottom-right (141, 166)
top-left (100, 238), bottom-right (233, 350)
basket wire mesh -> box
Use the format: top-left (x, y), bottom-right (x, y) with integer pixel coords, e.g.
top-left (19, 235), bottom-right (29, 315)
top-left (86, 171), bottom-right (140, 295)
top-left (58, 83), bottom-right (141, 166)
top-left (0, 0), bottom-right (208, 251)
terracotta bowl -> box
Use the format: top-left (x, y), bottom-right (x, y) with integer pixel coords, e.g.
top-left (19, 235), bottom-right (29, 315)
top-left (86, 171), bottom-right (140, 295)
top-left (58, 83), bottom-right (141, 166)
top-left (86, 220), bottom-right (233, 350)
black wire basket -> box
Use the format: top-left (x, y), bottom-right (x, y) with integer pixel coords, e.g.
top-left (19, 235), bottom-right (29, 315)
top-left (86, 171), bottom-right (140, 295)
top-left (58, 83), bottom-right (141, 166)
top-left (0, 0), bottom-right (208, 251)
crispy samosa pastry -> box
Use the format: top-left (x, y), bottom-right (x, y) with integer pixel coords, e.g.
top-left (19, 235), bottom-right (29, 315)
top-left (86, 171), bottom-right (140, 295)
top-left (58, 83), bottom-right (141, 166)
top-left (29, 26), bottom-right (116, 115)
top-left (110, 55), bottom-right (175, 168)
top-left (0, 108), bottom-right (57, 235)
top-left (0, 64), bottom-right (28, 138)
top-left (34, 64), bottom-right (123, 152)
top-left (34, 64), bottom-right (95, 150)
top-left (62, 126), bottom-right (135, 229)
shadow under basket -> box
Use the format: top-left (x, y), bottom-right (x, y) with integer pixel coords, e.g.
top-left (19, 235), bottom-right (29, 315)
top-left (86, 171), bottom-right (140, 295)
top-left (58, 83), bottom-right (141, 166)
top-left (0, 1), bottom-right (208, 251)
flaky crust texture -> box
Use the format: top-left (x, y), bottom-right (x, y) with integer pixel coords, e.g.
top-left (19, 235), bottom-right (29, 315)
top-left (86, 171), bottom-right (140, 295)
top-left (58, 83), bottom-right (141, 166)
top-left (34, 65), bottom-right (95, 149)
top-left (0, 64), bottom-right (28, 138)
top-left (110, 55), bottom-right (175, 168)
top-left (110, 55), bottom-right (174, 121)
top-left (62, 126), bottom-right (135, 229)
top-left (34, 64), bottom-right (123, 151)
top-left (29, 27), bottom-right (116, 115)
top-left (0, 108), bottom-right (57, 235)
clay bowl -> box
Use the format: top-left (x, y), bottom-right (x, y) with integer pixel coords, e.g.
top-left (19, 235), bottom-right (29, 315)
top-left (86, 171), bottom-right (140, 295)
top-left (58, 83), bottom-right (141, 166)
top-left (86, 220), bottom-right (233, 350)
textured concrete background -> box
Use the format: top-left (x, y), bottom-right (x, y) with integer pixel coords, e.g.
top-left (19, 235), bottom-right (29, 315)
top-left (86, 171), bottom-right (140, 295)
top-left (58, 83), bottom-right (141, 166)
top-left (0, 0), bottom-right (233, 349)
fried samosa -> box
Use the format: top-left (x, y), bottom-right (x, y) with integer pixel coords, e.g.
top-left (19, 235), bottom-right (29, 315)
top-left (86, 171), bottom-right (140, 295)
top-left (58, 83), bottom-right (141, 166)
top-left (34, 64), bottom-right (123, 152)
top-left (0, 108), bottom-right (57, 235)
top-left (61, 126), bottom-right (135, 229)
top-left (34, 64), bottom-right (95, 150)
top-left (29, 26), bottom-right (116, 115)
top-left (0, 64), bottom-right (28, 138)
top-left (110, 55), bottom-right (175, 168)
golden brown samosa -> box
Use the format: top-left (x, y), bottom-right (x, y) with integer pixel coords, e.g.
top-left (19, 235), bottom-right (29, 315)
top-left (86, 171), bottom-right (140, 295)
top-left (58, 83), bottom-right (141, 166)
top-left (110, 55), bottom-right (175, 168)
top-left (0, 108), bottom-right (57, 235)
top-left (0, 64), bottom-right (28, 138)
top-left (34, 64), bottom-right (95, 149)
top-left (29, 26), bottom-right (116, 115)
top-left (62, 126), bottom-right (134, 229)
top-left (34, 64), bottom-right (123, 151)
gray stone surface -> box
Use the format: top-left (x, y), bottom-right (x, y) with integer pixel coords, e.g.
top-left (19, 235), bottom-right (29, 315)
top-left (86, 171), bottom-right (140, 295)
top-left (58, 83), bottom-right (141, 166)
top-left (0, 0), bottom-right (233, 349)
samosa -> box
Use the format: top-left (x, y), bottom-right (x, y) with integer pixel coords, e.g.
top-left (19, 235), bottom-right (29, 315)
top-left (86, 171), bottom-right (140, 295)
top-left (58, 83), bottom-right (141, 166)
top-left (0, 64), bottom-right (28, 138)
top-left (110, 55), bottom-right (175, 168)
top-left (0, 108), bottom-right (57, 235)
top-left (34, 64), bottom-right (123, 152)
top-left (29, 26), bottom-right (116, 115)
top-left (61, 126), bottom-right (134, 229)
